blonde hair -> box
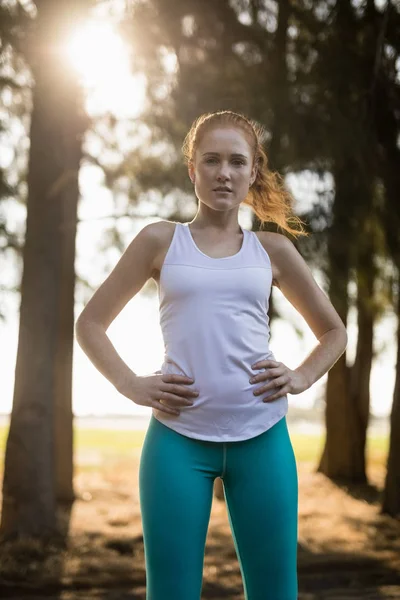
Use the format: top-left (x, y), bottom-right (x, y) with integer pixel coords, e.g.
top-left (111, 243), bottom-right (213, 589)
top-left (182, 110), bottom-right (308, 238)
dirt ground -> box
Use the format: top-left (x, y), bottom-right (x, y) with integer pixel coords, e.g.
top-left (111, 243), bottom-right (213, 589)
top-left (0, 449), bottom-right (399, 599)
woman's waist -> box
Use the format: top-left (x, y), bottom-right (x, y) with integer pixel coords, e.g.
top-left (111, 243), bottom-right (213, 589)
top-left (159, 349), bottom-right (276, 395)
top-left (161, 347), bottom-right (274, 372)
top-left (153, 387), bottom-right (288, 432)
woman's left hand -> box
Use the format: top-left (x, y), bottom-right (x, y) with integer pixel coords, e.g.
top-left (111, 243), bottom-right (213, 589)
top-left (249, 359), bottom-right (309, 402)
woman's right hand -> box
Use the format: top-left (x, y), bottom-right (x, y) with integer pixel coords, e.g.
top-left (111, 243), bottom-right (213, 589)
top-left (118, 372), bottom-right (199, 415)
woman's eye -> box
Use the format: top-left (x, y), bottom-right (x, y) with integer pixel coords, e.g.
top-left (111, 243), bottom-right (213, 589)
top-left (205, 158), bottom-right (245, 166)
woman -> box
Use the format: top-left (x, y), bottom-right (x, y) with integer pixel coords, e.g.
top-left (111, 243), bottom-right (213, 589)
top-left (75, 110), bottom-right (348, 600)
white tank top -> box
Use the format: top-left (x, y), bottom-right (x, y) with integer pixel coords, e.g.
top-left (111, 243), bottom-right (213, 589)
top-left (153, 222), bottom-right (288, 441)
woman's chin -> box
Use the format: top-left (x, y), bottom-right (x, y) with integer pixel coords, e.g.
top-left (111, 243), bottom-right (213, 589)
top-left (206, 195), bottom-right (240, 209)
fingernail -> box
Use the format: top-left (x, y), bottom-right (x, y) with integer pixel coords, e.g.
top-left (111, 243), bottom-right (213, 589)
top-left (249, 378), bottom-right (255, 383)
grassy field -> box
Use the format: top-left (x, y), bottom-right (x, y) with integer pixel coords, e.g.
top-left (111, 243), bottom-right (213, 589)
top-left (0, 424), bottom-right (397, 600)
top-left (0, 425), bottom-right (390, 466)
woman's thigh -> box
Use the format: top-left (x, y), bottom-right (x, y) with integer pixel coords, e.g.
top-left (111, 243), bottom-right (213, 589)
top-left (223, 417), bottom-right (299, 600)
top-left (139, 416), bottom-right (221, 600)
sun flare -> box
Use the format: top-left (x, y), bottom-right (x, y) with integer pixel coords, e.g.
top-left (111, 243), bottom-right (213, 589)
top-left (65, 19), bottom-right (145, 117)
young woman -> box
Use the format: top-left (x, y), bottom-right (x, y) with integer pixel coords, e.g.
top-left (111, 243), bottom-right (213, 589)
top-left (75, 110), bottom-right (347, 600)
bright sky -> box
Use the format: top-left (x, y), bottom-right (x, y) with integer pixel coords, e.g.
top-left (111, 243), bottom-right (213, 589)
top-left (0, 14), bottom-right (396, 419)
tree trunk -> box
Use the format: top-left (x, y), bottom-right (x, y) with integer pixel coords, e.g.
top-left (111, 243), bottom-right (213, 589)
top-left (372, 5), bottom-right (400, 516)
top-left (348, 235), bottom-right (376, 483)
top-left (318, 164), bottom-right (379, 482)
top-left (214, 477), bottom-right (225, 501)
top-left (382, 268), bottom-right (400, 517)
top-left (0, 2), bottom-right (88, 539)
top-left (317, 167), bottom-right (353, 479)
top-left (267, 0), bottom-right (290, 173)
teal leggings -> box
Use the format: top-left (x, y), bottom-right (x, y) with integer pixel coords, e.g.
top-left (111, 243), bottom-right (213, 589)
top-left (139, 414), bottom-right (298, 599)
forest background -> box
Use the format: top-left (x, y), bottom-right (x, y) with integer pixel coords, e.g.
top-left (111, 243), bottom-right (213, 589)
top-left (0, 1), bottom-right (399, 598)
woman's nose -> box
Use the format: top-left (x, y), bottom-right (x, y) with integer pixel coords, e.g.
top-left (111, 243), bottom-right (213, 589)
top-left (217, 165), bottom-right (230, 179)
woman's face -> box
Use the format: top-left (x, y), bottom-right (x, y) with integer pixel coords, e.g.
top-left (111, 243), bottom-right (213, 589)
top-left (189, 126), bottom-right (257, 211)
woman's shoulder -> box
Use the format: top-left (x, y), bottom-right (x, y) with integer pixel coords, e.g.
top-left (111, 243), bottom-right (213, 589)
top-left (145, 219), bottom-right (178, 235)
top-left (254, 231), bottom-right (297, 288)
top-left (143, 221), bottom-right (181, 278)
top-left (142, 220), bottom-right (179, 246)
top-left (254, 230), bottom-right (294, 255)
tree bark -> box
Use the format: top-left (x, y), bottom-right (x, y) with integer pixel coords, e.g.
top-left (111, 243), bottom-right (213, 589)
top-left (0, 2), bottom-right (88, 539)
top-left (317, 167), bottom-right (353, 479)
top-left (348, 235), bottom-right (376, 483)
top-left (382, 269), bottom-right (400, 517)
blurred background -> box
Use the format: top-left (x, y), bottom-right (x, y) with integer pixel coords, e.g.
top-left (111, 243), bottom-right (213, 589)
top-left (0, 0), bottom-right (397, 429)
top-left (0, 1), bottom-right (399, 597)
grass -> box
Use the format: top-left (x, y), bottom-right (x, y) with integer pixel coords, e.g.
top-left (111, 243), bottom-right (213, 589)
top-left (0, 425), bottom-right (390, 466)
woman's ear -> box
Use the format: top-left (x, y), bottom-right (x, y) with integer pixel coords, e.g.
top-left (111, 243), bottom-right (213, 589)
top-left (188, 162), bottom-right (195, 184)
top-left (250, 162), bottom-right (258, 186)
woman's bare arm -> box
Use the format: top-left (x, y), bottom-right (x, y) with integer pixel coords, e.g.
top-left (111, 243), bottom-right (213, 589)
top-left (261, 232), bottom-right (348, 387)
top-left (75, 222), bottom-right (162, 391)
